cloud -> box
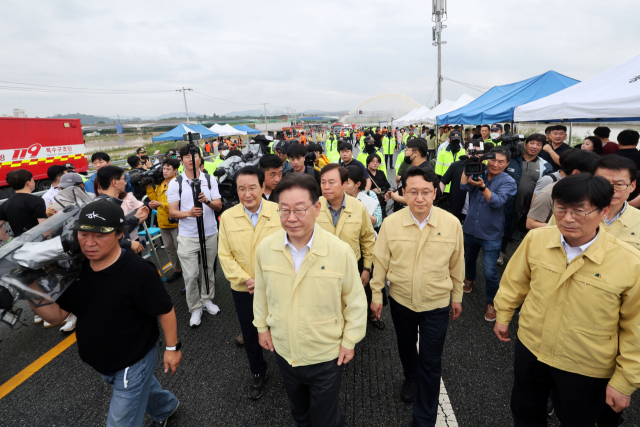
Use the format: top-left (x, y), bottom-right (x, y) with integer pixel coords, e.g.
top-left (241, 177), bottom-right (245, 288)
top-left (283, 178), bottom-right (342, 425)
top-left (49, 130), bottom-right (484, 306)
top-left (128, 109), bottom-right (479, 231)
top-left (0, 0), bottom-right (637, 117)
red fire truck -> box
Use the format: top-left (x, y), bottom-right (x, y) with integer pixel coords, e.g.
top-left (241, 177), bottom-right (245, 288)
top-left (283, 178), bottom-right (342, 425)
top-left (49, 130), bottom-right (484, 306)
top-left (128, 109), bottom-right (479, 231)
top-left (0, 118), bottom-right (88, 198)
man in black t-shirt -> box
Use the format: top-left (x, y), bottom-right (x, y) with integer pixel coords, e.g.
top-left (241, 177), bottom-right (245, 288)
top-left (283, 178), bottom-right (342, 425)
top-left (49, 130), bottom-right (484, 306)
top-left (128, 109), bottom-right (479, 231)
top-left (612, 129), bottom-right (640, 170)
top-left (0, 169), bottom-right (47, 242)
top-left (31, 200), bottom-right (181, 426)
top-left (338, 142), bottom-right (372, 191)
top-left (539, 125), bottom-right (572, 171)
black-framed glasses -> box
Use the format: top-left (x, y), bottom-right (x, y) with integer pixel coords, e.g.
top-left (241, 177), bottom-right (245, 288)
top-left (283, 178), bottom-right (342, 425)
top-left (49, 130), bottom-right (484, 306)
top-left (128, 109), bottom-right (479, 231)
top-left (552, 206), bottom-right (599, 220)
top-left (611, 183), bottom-right (633, 191)
top-left (278, 205), bottom-right (313, 218)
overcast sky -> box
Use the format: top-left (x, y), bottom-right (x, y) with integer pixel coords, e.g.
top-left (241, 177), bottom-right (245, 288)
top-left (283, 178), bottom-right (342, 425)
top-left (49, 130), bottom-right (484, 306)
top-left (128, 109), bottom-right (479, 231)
top-left (0, 0), bottom-right (637, 118)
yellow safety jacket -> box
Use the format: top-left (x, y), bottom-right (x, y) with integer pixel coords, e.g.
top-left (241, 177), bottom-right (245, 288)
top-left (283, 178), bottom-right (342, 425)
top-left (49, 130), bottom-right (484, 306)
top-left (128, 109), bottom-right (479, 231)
top-left (435, 147), bottom-right (466, 192)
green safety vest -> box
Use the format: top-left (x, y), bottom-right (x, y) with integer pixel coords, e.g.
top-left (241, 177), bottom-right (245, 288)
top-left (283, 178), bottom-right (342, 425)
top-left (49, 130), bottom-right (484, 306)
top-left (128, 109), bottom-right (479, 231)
top-left (178, 159), bottom-right (217, 175)
top-left (325, 138), bottom-right (340, 163)
top-left (357, 149), bottom-right (386, 171)
top-left (382, 136), bottom-right (396, 155)
top-left (395, 150), bottom-right (405, 173)
top-left (435, 148), bottom-right (465, 193)
top-left (359, 135), bottom-right (366, 149)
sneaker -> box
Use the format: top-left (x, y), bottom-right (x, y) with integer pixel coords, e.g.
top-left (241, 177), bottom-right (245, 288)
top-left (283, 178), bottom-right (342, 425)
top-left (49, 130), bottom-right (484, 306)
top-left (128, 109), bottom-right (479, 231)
top-left (202, 301), bottom-right (220, 316)
top-left (151, 400), bottom-right (179, 427)
top-left (43, 320), bottom-right (54, 328)
top-left (484, 304), bottom-right (497, 322)
top-left (235, 333), bottom-right (245, 346)
top-left (190, 308), bottom-right (203, 327)
top-left (34, 315), bottom-right (43, 324)
top-left (546, 395), bottom-right (554, 416)
top-left (248, 371), bottom-right (267, 400)
top-left (60, 314), bottom-right (77, 332)
top-left (400, 379), bottom-right (417, 403)
top-left (180, 287), bottom-right (186, 295)
top-left (463, 278), bottom-right (474, 294)
top-left (497, 252), bottom-right (505, 266)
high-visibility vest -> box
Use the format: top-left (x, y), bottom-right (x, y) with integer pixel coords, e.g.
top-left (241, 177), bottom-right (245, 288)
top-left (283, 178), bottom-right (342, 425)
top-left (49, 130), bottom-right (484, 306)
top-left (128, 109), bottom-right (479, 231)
top-left (395, 150), bottom-right (405, 173)
top-left (382, 136), bottom-right (396, 155)
top-left (325, 138), bottom-right (340, 162)
top-left (357, 149), bottom-right (386, 171)
top-left (435, 147), bottom-right (465, 193)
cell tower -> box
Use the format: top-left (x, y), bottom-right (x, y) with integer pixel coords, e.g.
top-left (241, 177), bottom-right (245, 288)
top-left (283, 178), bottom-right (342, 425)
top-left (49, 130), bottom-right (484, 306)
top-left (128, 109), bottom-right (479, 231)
top-left (432, 0), bottom-right (447, 106)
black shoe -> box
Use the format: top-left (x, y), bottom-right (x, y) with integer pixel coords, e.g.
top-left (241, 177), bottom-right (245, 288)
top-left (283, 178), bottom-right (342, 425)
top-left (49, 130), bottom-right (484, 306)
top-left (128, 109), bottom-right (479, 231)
top-left (167, 271), bottom-right (182, 282)
top-left (409, 420), bottom-right (417, 427)
top-left (400, 380), bottom-right (417, 403)
top-left (180, 287), bottom-right (186, 295)
top-left (546, 395), bottom-right (554, 417)
top-left (248, 371), bottom-right (267, 400)
top-left (151, 400), bottom-right (179, 426)
top-left (235, 333), bottom-right (244, 346)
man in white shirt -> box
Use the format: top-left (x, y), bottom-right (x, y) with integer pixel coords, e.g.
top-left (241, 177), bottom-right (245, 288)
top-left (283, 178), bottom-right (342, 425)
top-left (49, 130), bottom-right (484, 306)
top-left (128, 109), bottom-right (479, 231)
top-left (168, 146), bottom-right (223, 327)
top-left (41, 165), bottom-right (67, 207)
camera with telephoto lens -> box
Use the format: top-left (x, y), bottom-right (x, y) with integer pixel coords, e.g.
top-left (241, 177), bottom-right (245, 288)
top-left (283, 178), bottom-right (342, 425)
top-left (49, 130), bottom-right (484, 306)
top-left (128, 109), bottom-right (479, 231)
top-left (304, 151), bottom-right (316, 167)
top-left (500, 134), bottom-right (526, 150)
top-left (129, 162), bottom-right (164, 188)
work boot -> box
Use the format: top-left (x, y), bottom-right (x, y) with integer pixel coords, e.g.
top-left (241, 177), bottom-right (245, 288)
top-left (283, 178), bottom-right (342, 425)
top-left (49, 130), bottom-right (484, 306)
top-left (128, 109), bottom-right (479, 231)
top-left (463, 278), bottom-right (474, 294)
top-left (248, 371), bottom-right (267, 400)
top-left (400, 380), bottom-right (417, 403)
top-left (497, 252), bottom-right (505, 266)
top-left (235, 333), bottom-right (244, 346)
top-left (484, 304), bottom-right (496, 322)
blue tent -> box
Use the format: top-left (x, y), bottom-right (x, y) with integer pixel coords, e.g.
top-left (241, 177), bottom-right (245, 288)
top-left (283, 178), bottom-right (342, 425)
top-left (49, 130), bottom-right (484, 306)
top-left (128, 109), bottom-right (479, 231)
top-left (437, 71), bottom-right (580, 125)
top-left (152, 123), bottom-right (218, 142)
top-left (234, 124), bottom-right (261, 135)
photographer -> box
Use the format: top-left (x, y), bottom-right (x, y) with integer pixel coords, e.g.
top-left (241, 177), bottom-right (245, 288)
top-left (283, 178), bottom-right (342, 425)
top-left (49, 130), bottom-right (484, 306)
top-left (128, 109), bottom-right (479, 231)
top-left (460, 146), bottom-right (517, 322)
top-left (307, 143), bottom-right (330, 170)
top-left (167, 145), bottom-right (223, 328)
top-left (146, 157), bottom-right (182, 282)
top-left (127, 155), bottom-right (148, 200)
top-left (95, 166), bottom-right (149, 254)
top-left (286, 143), bottom-right (321, 186)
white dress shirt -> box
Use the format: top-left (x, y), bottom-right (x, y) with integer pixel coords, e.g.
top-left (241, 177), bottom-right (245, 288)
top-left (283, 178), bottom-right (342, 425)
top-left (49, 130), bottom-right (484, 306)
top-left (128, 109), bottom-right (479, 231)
top-left (561, 232), bottom-right (598, 263)
top-left (410, 209), bottom-right (432, 231)
top-left (244, 201), bottom-right (263, 228)
top-left (284, 226), bottom-right (316, 273)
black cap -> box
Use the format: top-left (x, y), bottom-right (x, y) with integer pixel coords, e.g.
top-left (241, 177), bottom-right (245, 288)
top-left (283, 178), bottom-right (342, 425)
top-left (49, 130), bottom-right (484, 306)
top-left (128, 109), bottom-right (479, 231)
top-left (71, 200), bottom-right (125, 234)
top-left (136, 147), bottom-right (147, 154)
top-left (490, 124), bottom-right (503, 131)
top-left (274, 140), bottom-right (290, 152)
top-left (63, 163), bottom-right (75, 170)
top-left (450, 130), bottom-right (462, 140)
top-left (365, 137), bottom-right (375, 145)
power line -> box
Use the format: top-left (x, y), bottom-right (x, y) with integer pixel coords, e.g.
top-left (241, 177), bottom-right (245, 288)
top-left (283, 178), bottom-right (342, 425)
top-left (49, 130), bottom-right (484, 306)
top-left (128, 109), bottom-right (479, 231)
top-left (191, 90), bottom-right (261, 106)
top-left (0, 80), bottom-right (174, 94)
top-left (441, 75), bottom-right (490, 92)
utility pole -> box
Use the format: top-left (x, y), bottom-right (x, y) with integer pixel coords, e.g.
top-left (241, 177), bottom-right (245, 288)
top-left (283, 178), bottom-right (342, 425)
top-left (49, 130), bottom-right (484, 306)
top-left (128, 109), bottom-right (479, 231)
top-left (285, 107), bottom-right (290, 125)
top-left (176, 88), bottom-right (193, 124)
top-left (261, 103), bottom-right (269, 132)
top-left (432, 0), bottom-right (447, 106)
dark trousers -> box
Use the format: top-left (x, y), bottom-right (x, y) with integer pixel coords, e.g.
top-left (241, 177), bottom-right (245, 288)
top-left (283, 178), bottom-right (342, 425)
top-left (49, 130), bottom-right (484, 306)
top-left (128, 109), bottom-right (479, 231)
top-left (511, 340), bottom-right (621, 427)
top-left (275, 352), bottom-right (344, 427)
top-left (385, 154), bottom-right (394, 168)
top-left (390, 297), bottom-right (450, 427)
top-left (231, 289), bottom-right (267, 374)
top-left (500, 209), bottom-right (519, 253)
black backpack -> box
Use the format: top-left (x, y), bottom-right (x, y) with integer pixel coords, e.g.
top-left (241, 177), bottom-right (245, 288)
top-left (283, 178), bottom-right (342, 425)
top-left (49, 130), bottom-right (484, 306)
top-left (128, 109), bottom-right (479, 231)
top-left (517, 174), bottom-right (558, 233)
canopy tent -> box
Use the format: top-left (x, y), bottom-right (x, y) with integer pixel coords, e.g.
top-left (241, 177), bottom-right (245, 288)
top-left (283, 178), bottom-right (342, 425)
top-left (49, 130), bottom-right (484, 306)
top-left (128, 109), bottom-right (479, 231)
top-left (234, 124), bottom-right (261, 134)
top-left (210, 123), bottom-right (246, 136)
top-left (392, 106), bottom-right (430, 127)
top-left (421, 94), bottom-right (475, 124)
top-left (515, 55), bottom-right (640, 122)
top-left (437, 71), bottom-right (580, 125)
top-left (152, 123), bottom-right (218, 142)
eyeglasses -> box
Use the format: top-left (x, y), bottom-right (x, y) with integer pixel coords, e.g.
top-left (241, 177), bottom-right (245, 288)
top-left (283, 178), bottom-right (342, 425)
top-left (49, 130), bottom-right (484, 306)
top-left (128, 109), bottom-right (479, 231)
top-left (407, 189), bottom-right (434, 198)
top-left (278, 205), bottom-right (313, 218)
top-left (611, 183), bottom-right (633, 191)
top-left (552, 206), bottom-right (599, 220)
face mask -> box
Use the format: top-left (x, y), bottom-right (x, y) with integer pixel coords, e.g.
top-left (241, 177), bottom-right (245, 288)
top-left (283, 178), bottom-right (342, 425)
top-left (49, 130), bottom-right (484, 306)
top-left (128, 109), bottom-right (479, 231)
top-left (403, 153), bottom-right (413, 164)
top-left (365, 146), bottom-right (376, 154)
top-left (450, 140), bottom-right (461, 152)
top-left (490, 132), bottom-right (500, 140)
top-left (221, 150), bottom-right (229, 157)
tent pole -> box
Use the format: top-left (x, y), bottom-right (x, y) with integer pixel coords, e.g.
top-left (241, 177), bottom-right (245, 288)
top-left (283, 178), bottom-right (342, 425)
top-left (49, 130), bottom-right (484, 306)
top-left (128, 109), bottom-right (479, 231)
top-left (569, 122), bottom-right (573, 146)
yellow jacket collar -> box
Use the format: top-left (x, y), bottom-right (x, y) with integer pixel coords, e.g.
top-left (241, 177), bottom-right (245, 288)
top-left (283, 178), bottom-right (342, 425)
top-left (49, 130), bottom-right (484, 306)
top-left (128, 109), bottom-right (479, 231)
top-left (270, 225), bottom-right (329, 257)
top-left (320, 194), bottom-right (353, 214)
top-left (545, 226), bottom-right (607, 265)
top-left (401, 205), bottom-right (439, 229)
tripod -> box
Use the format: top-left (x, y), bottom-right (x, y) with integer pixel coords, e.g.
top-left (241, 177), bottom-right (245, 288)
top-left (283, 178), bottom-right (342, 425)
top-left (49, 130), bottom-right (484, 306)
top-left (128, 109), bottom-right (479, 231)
top-left (186, 132), bottom-right (210, 294)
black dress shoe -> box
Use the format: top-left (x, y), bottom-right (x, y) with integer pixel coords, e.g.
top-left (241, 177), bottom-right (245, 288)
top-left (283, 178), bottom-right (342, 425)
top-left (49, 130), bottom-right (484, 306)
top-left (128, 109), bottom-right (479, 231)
top-left (248, 371), bottom-right (267, 400)
top-left (235, 333), bottom-right (244, 346)
top-left (400, 380), bottom-right (417, 403)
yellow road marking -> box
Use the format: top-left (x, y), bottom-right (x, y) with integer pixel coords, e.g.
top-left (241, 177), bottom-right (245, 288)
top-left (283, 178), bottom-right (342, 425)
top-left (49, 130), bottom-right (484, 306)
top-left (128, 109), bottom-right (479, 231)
top-left (0, 333), bottom-right (77, 400)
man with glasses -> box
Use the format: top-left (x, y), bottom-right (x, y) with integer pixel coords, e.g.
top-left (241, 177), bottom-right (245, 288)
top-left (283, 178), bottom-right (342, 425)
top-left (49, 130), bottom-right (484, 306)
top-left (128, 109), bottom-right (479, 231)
top-left (494, 173), bottom-right (640, 426)
top-left (218, 166), bottom-right (282, 400)
top-left (371, 166), bottom-right (464, 426)
top-left (460, 146), bottom-right (517, 321)
top-left (253, 173), bottom-right (367, 427)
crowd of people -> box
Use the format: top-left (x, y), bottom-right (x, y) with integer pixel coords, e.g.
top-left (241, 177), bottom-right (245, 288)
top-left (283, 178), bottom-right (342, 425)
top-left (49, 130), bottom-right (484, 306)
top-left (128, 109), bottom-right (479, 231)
top-left (3, 122), bottom-right (640, 427)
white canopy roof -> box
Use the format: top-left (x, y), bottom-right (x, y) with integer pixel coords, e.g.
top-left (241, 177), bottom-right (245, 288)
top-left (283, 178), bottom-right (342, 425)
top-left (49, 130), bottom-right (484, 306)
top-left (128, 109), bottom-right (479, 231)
top-left (209, 123), bottom-right (247, 136)
top-left (427, 94), bottom-right (476, 124)
top-left (514, 55), bottom-right (640, 122)
top-left (392, 106), bottom-right (430, 127)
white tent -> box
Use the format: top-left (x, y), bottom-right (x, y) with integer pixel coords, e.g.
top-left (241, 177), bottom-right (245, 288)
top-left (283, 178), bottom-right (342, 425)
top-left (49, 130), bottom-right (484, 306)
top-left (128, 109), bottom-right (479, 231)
top-left (209, 123), bottom-right (247, 136)
top-left (426, 94), bottom-right (476, 124)
top-left (514, 54), bottom-right (640, 122)
top-left (392, 106), bottom-right (431, 127)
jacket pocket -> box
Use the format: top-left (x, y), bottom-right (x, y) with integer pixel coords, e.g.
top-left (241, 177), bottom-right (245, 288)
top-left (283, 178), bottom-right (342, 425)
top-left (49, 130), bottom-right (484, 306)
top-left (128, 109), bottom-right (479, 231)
top-left (556, 319), bottom-right (618, 373)
top-left (266, 311), bottom-right (290, 356)
top-left (303, 313), bottom-right (344, 360)
top-left (518, 295), bottom-right (545, 352)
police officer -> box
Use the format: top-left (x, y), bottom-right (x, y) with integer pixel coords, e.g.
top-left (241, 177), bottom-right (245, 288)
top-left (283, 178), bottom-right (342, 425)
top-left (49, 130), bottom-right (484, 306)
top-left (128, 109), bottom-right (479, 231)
top-left (371, 166), bottom-right (464, 426)
top-left (325, 132), bottom-right (340, 163)
top-left (253, 173), bottom-right (367, 427)
top-left (494, 173), bottom-right (640, 426)
top-left (357, 137), bottom-right (387, 171)
top-left (435, 130), bottom-right (466, 194)
top-left (382, 131), bottom-right (396, 168)
top-left (218, 166), bottom-right (282, 400)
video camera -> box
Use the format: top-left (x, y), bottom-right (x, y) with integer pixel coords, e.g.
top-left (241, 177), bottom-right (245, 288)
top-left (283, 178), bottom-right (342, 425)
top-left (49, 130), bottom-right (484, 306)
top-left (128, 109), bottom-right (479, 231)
top-left (128, 162), bottom-right (164, 187)
top-left (460, 150), bottom-right (496, 181)
top-left (304, 151), bottom-right (316, 167)
top-left (500, 134), bottom-right (526, 150)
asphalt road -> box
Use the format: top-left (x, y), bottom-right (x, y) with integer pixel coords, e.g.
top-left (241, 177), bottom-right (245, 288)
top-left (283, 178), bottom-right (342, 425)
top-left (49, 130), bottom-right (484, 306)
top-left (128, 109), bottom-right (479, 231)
top-left (0, 150), bottom-right (638, 426)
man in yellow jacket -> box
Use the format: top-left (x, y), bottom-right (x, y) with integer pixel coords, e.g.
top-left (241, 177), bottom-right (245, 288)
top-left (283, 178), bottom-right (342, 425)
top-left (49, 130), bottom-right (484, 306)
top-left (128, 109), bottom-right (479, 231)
top-left (218, 166), bottom-right (282, 400)
top-left (253, 173), bottom-right (367, 427)
top-left (145, 157), bottom-right (181, 282)
top-left (494, 173), bottom-right (640, 426)
top-left (317, 164), bottom-right (376, 285)
top-left (370, 166), bottom-right (464, 426)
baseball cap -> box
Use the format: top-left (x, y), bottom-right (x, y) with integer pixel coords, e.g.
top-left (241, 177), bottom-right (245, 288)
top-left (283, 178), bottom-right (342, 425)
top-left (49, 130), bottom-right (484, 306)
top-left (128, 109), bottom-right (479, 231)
top-left (136, 147), bottom-right (147, 154)
top-left (57, 173), bottom-right (84, 189)
top-left (450, 130), bottom-right (463, 141)
top-left (274, 140), bottom-right (291, 152)
top-left (490, 124), bottom-right (503, 131)
top-left (71, 200), bottom-right (125, 234)
top-left (365, 137), bottom-right (375, 145)
top-left (64, 163), bottom-right (76, 171)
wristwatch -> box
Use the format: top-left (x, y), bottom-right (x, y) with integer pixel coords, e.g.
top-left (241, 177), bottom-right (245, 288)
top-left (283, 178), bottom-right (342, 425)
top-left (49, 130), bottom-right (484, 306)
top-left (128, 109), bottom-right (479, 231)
top-left (480, 186), bottom-right (487, 192)
top-left (166, 342), bottom-right (182, 351)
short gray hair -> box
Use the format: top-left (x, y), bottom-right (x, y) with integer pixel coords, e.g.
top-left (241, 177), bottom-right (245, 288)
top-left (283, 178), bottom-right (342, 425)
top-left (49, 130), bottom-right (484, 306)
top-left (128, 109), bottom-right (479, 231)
top-left (490, 145), bottom-right (511, 163)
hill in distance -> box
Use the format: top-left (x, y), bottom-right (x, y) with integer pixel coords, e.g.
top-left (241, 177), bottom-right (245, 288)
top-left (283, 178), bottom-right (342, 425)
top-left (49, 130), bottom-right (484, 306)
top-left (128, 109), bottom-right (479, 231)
top-left (48, 113), bottom-right (115, 124)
